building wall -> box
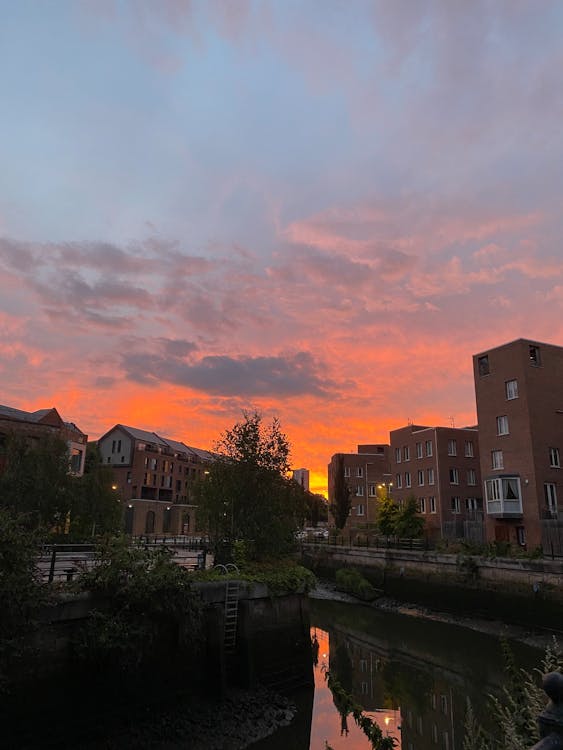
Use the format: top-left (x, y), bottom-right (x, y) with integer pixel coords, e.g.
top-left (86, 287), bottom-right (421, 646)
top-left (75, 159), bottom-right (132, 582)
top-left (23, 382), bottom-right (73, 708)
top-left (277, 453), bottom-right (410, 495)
top-left (390, 424), bottom-right (482, 542)
top-left (473, 338), bottom-right (563, 549)
top-left (327, 445), bottom-right (391, 531)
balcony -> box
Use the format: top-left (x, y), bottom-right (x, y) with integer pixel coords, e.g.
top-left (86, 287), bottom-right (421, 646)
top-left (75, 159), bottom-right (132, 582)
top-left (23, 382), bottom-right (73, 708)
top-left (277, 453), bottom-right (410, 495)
top-left (485, 476), bottom-right (523, 519)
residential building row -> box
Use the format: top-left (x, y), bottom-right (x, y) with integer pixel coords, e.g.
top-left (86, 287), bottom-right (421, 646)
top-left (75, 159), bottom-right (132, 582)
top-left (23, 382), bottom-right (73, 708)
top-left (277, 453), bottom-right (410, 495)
top-left (328, 338), bottom-right (563, 552)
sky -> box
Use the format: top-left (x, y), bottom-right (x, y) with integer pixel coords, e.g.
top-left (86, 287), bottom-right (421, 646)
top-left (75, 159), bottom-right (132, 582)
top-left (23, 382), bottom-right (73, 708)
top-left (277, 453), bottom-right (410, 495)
top-left (1, 1), bottom-right (563, 495)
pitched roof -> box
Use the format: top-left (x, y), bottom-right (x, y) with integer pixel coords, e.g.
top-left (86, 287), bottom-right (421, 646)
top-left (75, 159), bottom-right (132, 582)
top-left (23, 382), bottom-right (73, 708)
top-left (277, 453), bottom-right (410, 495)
top-left (0, 404), bottom-right (63, 425)
top-left (98, 423), bottom-right (214, 461)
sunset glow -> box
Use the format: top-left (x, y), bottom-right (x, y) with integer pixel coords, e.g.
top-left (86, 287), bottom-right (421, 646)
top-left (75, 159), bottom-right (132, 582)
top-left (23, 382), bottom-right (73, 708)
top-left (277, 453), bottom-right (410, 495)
top-left (2, 2), bottom-right (563, 496)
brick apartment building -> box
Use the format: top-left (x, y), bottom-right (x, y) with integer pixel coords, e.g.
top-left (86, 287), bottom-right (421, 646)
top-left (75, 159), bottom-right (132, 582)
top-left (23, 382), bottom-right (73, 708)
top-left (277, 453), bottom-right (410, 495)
top-left (98, 424), bottom-right (214, 537)
top-left (389, 424), bottom-right (482, 542)
top-left (473, 338), bottom-right (563, 552)
top-left (327, 444), bottom-right (391, 531)
top-left (0, 404), bottom-right (88, 475)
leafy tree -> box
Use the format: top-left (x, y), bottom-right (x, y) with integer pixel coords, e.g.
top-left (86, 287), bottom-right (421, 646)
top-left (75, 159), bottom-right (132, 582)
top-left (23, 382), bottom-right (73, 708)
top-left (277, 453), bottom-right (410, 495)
top-left (194, 412), bottom-right (304, 559)
top-left (394, 495), bottom-right (425, 539)
top-left (0, 433), bottom-right (72, 531)
top-left (0, 509), bottom-right (47, 692)
top-left (330, 454), bottom-right (351, 530)
top-left (70, 444), bottom-right (122, 539)
top-left (376, 496), bottom-right (399, 537)
top-left (306, 492), bottom-right (329, 526)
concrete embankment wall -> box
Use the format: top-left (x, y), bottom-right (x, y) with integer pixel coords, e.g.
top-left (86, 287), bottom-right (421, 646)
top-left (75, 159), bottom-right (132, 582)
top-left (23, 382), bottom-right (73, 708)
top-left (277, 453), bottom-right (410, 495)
top-left (4, 583), bottom-right (313, 747)
top-left (302, 544), bottom-right (563, 629)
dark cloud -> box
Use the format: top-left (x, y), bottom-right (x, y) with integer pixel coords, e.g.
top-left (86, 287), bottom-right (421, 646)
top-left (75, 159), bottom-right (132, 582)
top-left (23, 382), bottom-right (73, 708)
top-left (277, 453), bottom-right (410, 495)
top-left (121, 349), bottom-right (336, 397)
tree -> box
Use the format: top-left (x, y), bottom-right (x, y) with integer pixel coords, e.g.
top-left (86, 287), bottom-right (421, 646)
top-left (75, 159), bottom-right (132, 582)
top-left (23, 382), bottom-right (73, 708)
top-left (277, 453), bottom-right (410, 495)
top-left (70, 444), bottom-right (122, 539)
top-left (306, 492), bottom-right (329, 526)
top-left (330, 454), bottom-right (351, 530)
top-left (194, 412), bottom-right (304, 559)
top-left (376, 496), bottom-right (399, 538)
top-left (394, 495), bottom-right (425, 539)
top-left (0, 432), bottom-right (72, 531)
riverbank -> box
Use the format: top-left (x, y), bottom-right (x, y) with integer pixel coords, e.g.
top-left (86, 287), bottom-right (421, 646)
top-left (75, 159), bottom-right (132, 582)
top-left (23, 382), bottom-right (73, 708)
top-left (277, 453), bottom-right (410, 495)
top-left (310, 579), bottom-right (559, 652)
top-left (72, 687), bottom-right (296, 750)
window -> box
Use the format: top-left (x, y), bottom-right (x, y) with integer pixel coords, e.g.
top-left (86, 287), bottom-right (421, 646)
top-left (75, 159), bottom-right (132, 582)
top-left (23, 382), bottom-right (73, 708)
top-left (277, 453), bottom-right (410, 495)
top-left (467, 468), bottom-right (476, 485)
top-left (430, 496), bottom-right (436, 513)
top-left (418, 470), bottom-right (425, 486)
top-left (117, 439), bottom-right (121, 452)
top-left (466, 497), bottom-right (482, 511)
top-left (112, 439), bottom-right (116, 453)
top-left (150, 458), bottom-right (158, 471)
top-left (485, 476), bottom-right (522, 515)
top-left (545, 483), bottom-right (557, 515)
top-left (344, 466), bottom-right (351, 477)
top-left (440, 695), bottom-right (448, 714)
top-left (451, 497), bottom-right (461, 514)
top-left (419, 497), bottom-right (426, 513)
top-left (432, 724), bottom-right (439, 743)
top-left (549, 447), bottom-right (560, 468)
top-left (431, 694), bottom-right (437, 710)
top-left (395, 447), bottom-right (402, 463)
top-left (464, 440), bottom-right (474, 457)
top-left (449, 468), bottom-right (459, 485)
top-left (447, 439), bottom-right (457, 456)
top-left (497, 415), bottom-right (509, 436)
top-left (70, 448), bottom-right (83, 473)
top-left (492, 450), bottom-right (504, 470)
top-left (396, 473), bottom-right (403, 489)
top-left (126, 471), bottom-right (131, 483)
top-left (360, 659), bottom-right (367, 672)
top-left (356, 485), bottom-right (364, 496)
top-left (369, 484), bottom-right (377, 496)
top-left (357, 503), bottom-right (365, 516)
top-left (356, 466), bottom-right (364, 477)
top-left (428, 467), bottom-right (435, 485)
top-left (426, 440), bottom-right (433, 457)
top-left (529, 345), bottom-right (541, 366)
top-left (416, 442), bottom-right (423, 459)
top-left (478, 355), bottom-right (490, 376)
top-left (361, 681), bottom-right (368, 695)
top-left (505, 379), bottom-right (518, 399)
top-left (517, 526), bottom-right (526, 546)
top-left (403, 446), bottom-right (410, 461)
top-left (405, 471), bottom-right (411, 488)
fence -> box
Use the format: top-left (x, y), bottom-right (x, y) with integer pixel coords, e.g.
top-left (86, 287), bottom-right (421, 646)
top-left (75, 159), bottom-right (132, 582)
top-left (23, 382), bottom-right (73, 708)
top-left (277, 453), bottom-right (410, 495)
top-left (39, 537), bottom-right (210, 583)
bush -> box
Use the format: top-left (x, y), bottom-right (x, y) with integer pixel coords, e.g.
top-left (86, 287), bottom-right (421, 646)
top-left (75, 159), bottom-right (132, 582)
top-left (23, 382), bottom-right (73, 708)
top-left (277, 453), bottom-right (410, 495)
top-left (335, 568), bottom-right (378, 601)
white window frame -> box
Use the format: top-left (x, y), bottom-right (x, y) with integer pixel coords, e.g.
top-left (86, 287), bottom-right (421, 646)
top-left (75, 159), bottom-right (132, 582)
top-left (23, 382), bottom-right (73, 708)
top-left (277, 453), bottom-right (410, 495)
top-left (419, 497), bottom-right (426, 513)
top-left (447, 439), bottom-right (457, 457)
top-left (467, 468), bottom-right (476, 486)
top-left (344, 466), bottom-right (351, 478)
top-left (449, 468), bottom-right (459, 485)
top-left (451, 496), bottom-right (461, 514)
top-left (396, 473), bottom-right (402, 489)
top-left (418, 470), bottom-right (424, 486)
top-left (465, 497), bottom-right (480, 511)
top-left (357, 466), bottom-right (364, 478)
top-left (416, 442), bottom-right (423, 459)
top-left (368, 484), bottom-right (377, 497)
top-left (549, 447), bottom-right (560, 468)
top-left (405, 471), bottom-right (411, 488)
top-left (429, 496), bottom-right (436, 514)
top-left (492, 450), bottom-right (504, 470)
top-left (485, 476), bottom-right (522, 515)
top-left (464, 441), bottom-right (474, 457)
top-left (505, 379), bottom-right (518, 400)
top-left (545, 483), bottom-right (557, 514)
top-left (426, 440), bottom-right (433, 457)
top-left (403, 446), bottom-right (410, 461)
top-left (395, 447), bottom-right (401, 464)
top-left (357, 503), bottom-right (365, 516)
top-left (496, 415), bottom-right (509, 436)
top-left (356, 485), bottom-right (364, 497)
top-left (427, 467), bottom-right (435, 485)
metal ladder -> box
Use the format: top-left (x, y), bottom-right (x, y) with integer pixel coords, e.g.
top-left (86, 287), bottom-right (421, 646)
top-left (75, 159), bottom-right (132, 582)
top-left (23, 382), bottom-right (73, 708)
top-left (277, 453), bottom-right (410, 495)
top-left (224, 579), bottom-right (240, 653)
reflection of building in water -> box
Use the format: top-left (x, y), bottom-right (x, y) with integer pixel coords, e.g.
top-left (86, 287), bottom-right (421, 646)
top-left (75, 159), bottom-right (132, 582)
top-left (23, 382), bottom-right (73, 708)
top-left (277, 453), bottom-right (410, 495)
top-left (327, 627), bottom-right (402, 748)
top-left (326, 623), bottom-right (478, 750)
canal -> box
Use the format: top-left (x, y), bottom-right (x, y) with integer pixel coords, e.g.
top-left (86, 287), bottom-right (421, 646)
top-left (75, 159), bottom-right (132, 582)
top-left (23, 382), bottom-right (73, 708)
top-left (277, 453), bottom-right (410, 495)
top-left (252, 597), bottom-right (544, 750)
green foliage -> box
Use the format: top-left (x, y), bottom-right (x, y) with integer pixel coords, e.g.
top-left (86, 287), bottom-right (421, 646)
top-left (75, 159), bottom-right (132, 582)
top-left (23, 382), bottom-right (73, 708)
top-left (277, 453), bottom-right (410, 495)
top-left (74, 537), bottom-right (203, 675)
top-left (335, 567), bottom-right (378, 601)
top-left (306, 492), bottom-right (329, 526)
top-left (330, 454), bottom-right (351, 530)
top-left (0, 432), bottom-right (72, 531)
top-left (70, 444), bottom-right (122, 539)
top-left (376, 496), bottom-right (399, 537)
top-left (394, 495), bottom-right (425, 539)
top-left (192, 560), bottom-right (317, 596)
top-left (0, 509), bottom-right (47, 692)
top-left (194, 412), bottom-right (305, 559)
top-left (465, 638), bottom-right (563, 750)
top-left (323, 668), bottom-right (396, 749)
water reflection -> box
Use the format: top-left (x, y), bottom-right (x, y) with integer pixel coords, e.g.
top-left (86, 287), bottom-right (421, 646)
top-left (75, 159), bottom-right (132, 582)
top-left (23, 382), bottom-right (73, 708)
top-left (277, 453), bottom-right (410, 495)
top-left (310, 598), bottom-right (541, 750)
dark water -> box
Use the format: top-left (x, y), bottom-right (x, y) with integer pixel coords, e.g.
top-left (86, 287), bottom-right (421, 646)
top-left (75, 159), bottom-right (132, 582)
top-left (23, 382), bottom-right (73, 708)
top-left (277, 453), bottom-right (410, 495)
top-left (253, 598), bottom-right (544, 750)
